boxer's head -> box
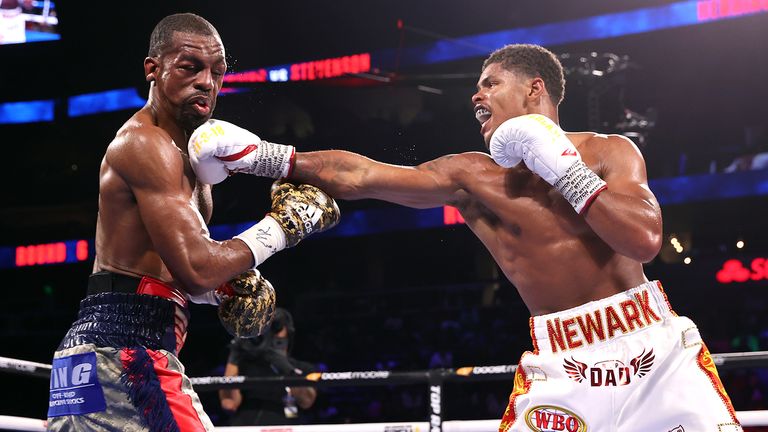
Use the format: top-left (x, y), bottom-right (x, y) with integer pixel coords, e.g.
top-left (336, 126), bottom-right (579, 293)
top-left (144, 13), bottom-right (226, 131)
top-left (472, 44), bottom-right (564, 146)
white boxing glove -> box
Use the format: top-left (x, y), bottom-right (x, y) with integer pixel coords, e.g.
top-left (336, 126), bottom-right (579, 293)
top-left (489, 114), bottom-right (607, 214)
top-left (188, 119), bottom-right (296, 184)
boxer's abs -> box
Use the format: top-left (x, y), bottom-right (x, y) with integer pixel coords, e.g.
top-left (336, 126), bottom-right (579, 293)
top-left (466, 214), bottom-right (647, 315)
top-left (94, 169), bottom-right (212, 284)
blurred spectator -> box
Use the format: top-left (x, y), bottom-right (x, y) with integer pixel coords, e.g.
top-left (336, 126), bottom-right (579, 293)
top-left (220, 308), bottom-right (317, 425)
top-left (0, 0), bottom-right (25, 44)
top-left (723, 152), bottom-right (768, 173)
top-left (723, 128), bottom-right (768, 173)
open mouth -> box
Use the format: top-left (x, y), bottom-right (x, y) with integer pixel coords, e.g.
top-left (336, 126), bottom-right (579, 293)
top-left (188, 96), bottom-right (211, 116)
top-left (475, 106), bottom-right (491, 124)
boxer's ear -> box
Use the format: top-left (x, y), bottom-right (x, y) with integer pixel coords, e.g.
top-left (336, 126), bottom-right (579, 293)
top-left (528, 77), bottom-right (546, 99)
top-left (144, 56), bottom-right (159, 82)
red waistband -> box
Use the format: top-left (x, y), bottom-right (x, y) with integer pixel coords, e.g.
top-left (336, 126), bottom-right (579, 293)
top-left (88, 271), bottom-right (188, 309)
top-left (136, 275), bottom-right (188, 309)
top-left (135, 275), bottom-right (189, 354)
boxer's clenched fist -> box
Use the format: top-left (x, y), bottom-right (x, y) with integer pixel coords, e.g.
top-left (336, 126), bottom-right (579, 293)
top-left (268, 180), bottom-right (340, 247)
top-left (232, 181), bottom-right (340, 269)
top-left (188, 119), bottom-right (296, 184)
top-left (490, 114), bottom-right (607, 214)
top-left (217, 269), bottom-right (276, 338)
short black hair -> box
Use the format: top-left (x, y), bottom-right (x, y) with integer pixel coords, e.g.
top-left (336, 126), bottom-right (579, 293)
top-left (148, 13), bottom-right (221, 57)
top-left (482, 44), bottom-right (565, 106)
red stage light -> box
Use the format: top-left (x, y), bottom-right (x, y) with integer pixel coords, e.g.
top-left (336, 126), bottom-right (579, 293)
top-left (14, 240), bottom-right (89, 267)
top-left (443, 206), bottom-right (466, 225)
top-left (716, 258), bottom-right (767, 283)
top-left (697, 0), bottom-right (768, 21)
top-left (76, 240), bottom-right (89, 261)
top-left (15, 242), bottom-right (67, 266)
top-left (290, 53), bottom-right (371, 81)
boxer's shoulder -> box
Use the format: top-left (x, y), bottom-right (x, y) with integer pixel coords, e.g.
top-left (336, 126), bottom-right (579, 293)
top-left (107, 120), bottom-right (180, 172)
top-left (567, 132), bottom-right (642, 162)
top-left (584, 132), bottom-right (636, 147)
top-left (576, 133), bottom-right (647, 182)
top-left (449, 151), bottom-right (501, 170)
top-left (112, 116), bottom-right (173, 152)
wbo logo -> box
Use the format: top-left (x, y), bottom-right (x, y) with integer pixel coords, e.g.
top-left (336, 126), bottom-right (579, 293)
top-left (563, 349), bottom-right (655, 387)
top-left (525, 405), bottom-right (587, 432)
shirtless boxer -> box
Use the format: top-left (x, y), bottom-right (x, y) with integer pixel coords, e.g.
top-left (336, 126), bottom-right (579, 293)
top-left (46, 13), bottom-right (338, 432)
top-left (191, 44), bottom-right (741, 431)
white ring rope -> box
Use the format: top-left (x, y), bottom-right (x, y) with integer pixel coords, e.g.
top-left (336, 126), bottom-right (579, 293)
top-left (3, 414), bottom-right (768, 431)
top-left (0, 356), bottom-right (51, 377)
top-left (3, 352), bottom-right (768, 430)
top-left (0, 416), bottom-right (46, 432)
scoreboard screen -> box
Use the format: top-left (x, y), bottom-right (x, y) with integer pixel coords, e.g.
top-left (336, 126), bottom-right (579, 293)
top-left (0, 0), bottom-right (59, 45)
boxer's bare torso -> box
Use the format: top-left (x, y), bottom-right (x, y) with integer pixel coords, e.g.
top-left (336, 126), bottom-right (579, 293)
top-left (443, 133), bottom-right (651, 315)
top-left (292, 129), bottom-right (660, 316)
top-left (88, 31), bottom-right (255, 295)
top-left (93, 107), bottom-right (213, 283)
top-left (290, 59), bottom-right (661, 316)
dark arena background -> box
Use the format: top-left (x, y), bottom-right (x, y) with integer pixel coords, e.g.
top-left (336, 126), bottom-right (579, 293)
top-left (1, 0), bottom-right (768, 430)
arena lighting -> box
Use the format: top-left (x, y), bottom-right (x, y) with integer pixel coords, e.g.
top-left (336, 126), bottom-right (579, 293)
top-left (0, 99), bottom-right (54, 124)
top-left (377, 0), bottom-right (768, 68)
top-left (67, 88), bottom-right (146, 117)
top-left (716, 257), bottom-right (768, 284)
top-left (737, 240), bottom-right (745, 249)
top-left (14, 240), bottom-right (90, 267)
top-left (224, 53), bottom-right (372, 84)
top-left (670, 236), bottom-right (684, 254)
top-left (684, 257), bottom-right (692, 264)
top-left (3, 0), bottom-right (768, 121)
top-left (226, 0), bottom-right (768, 86)
top-left (1, 205), bottom-right (470, 269)
top-left (651, 170), bottom-right (768, 204)
top-left (443, 206), bottom-right (465, 225)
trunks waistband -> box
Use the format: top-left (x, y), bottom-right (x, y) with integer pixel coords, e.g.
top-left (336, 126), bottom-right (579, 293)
top-left (87, 271), bottom-right (188, 308)
top-left (530, 280), bottom-right (675, 355)
top-left (58, 292), bottom-right (181, 353)
top-left (59, 272), bottom-right (190, 354)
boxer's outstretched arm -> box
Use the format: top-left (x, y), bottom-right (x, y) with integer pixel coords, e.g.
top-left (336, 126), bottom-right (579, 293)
top-left (291, 150), bottom-right (468, 209)
top-left (108, 129), bottom-right (255, 294)
top-left (582, 135), bottom-right (662, 263)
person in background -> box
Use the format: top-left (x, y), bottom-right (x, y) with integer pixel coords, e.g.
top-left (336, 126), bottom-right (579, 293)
top-left (220, 308), bottom-right (317, 426)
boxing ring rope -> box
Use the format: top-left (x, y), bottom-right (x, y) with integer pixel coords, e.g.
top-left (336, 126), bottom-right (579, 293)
top-left (3, 352), bottom-right (768, 431)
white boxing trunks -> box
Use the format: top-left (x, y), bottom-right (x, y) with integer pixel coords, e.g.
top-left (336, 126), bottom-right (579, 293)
top-left (499, 280), bottom-right (741, 432)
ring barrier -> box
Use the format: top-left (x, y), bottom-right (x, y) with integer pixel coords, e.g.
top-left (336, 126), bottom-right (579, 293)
top-left (3, 415), bottom-right (768, 431)
top-left (2, 352), bottom-right (768, 431)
